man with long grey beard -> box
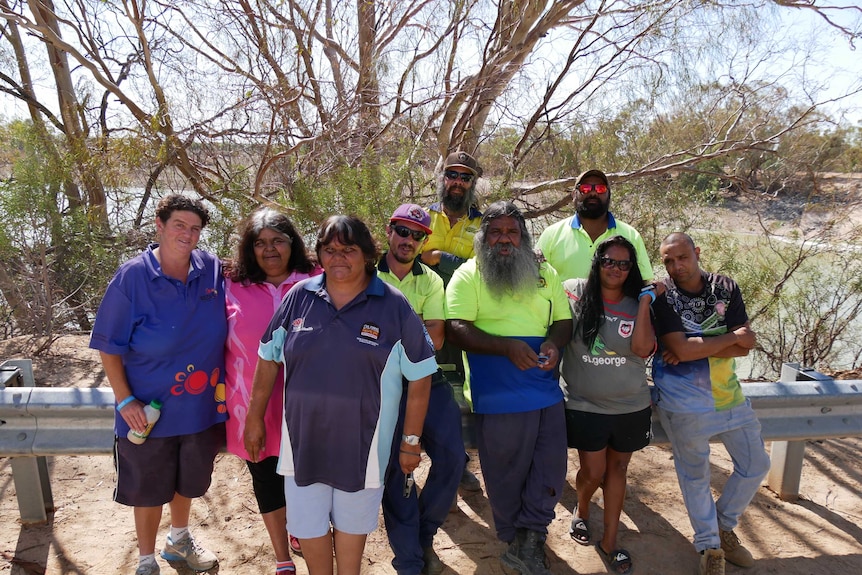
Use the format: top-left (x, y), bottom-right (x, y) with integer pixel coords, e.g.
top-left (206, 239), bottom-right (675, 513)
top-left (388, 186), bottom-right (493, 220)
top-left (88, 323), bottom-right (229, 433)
top-left (445, 201), bottom-right (573, 575)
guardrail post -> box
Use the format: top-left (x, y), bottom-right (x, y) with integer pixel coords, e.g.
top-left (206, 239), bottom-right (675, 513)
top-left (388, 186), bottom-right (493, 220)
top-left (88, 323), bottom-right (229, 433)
top-left (767, 362), bottom-right (832, 502)
top-left (1, 359), bottom-right (54, 523)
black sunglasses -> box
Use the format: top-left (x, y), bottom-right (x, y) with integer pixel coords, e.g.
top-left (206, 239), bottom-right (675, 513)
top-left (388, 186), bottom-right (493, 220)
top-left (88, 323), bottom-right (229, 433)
top-left (600, 257), bottom-right (633, 271)
top-left (444, 170), bottom-right (475, 183)
top-left (392, 224), bottom-right (428, 242)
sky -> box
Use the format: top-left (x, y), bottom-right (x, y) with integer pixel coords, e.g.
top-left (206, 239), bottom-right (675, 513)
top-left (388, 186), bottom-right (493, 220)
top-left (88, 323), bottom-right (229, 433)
top-left (777, 2), bottom-right (862, 125)
top-left (1, 2), bottom-right (859, 128)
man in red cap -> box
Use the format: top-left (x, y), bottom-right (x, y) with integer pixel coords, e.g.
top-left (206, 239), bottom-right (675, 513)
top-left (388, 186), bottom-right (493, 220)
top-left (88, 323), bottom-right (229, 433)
top-left (378, 204), bottom-right (466, 575)
top-left (536, 169), bottom-right (653, 283)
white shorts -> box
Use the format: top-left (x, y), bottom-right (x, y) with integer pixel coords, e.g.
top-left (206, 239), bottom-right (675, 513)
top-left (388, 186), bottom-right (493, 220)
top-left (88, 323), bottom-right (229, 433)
top-left (283, 475), bottom-right (384, 538)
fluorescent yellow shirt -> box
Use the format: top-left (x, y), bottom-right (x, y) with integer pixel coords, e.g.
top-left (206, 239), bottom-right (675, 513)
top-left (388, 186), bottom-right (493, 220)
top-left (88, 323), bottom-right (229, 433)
top-left (423, 203), bottom-right (483, 260)
top-left (536, 212), bottom-right (654, 282)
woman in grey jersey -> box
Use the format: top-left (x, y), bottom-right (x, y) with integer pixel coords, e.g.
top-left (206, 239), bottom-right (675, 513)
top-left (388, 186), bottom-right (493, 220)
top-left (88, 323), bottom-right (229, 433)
top-left (560, 236), bottom-right (657, 575)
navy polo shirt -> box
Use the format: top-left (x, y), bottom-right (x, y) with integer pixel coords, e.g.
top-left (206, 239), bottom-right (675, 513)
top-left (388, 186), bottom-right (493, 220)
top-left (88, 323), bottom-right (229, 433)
top-left (259, 272), bottom-right (437, 492)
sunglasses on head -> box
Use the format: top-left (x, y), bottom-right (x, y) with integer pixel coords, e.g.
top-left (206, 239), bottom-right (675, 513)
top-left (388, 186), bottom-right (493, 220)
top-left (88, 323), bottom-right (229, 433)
top-left (577, 183), bottom-right (608, 194)
top-left (600, 257), bottom-right (633, 271)
top-left (391, 224), bottom-right (428, 242)
top-left (444, 170), bottom-right (475, 183)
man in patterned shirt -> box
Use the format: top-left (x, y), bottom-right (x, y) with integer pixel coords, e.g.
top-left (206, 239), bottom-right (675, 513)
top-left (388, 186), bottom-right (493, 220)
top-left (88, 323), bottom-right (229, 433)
top-left (652, 232), bottom-right (770, 575)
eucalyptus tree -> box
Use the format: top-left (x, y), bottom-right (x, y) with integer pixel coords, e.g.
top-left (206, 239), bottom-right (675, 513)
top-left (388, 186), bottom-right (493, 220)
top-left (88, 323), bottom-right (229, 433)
top-left (0, 0), bottom-right (860, 346)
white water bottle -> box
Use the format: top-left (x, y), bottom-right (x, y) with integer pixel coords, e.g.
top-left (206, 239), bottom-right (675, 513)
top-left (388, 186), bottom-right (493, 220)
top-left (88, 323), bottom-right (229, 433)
top-left (127, 399), bottom-right (163, 444)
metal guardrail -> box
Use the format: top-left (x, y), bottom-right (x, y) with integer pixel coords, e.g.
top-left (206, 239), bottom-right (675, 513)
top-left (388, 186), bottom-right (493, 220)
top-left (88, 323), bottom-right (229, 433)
top-left (649, 374), bottom-right (862, 444)
top-left (0, 385), bottom-right (116, 456)
top-left (3, 360), bottom-right (862, 523)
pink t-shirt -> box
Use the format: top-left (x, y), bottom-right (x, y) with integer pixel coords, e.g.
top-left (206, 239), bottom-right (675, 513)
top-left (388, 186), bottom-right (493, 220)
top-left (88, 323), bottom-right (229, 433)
top-left (224, 267), bottom-right (323, 460)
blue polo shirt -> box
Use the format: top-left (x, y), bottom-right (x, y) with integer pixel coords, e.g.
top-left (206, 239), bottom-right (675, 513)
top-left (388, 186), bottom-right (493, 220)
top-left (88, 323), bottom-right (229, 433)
top-left (260, 272), bottom-right (437, 492)
top-left (90, 244), bottom-right (228, 438)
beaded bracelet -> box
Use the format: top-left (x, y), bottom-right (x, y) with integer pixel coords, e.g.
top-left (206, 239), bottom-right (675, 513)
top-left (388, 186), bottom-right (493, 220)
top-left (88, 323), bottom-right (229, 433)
top-left (116, 395), bottom-right (137, 412)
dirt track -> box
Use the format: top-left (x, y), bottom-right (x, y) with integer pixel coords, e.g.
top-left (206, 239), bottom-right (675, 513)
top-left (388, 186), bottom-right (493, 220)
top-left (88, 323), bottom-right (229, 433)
top-left (2, 335), bottom-right (861, 574)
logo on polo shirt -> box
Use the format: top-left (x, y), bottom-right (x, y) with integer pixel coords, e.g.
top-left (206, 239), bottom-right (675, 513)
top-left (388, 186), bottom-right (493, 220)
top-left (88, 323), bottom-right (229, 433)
top-left (201, 287), bottom-right (219, 301)
top-left (292, 317), bottom-right (313, 332)
top-left (358, 322), bottom-right (381, 346)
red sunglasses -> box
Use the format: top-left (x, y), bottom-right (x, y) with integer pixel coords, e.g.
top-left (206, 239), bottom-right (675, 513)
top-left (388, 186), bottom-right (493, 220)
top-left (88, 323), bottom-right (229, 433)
top-left (576, 183), bottom-right (608, 194)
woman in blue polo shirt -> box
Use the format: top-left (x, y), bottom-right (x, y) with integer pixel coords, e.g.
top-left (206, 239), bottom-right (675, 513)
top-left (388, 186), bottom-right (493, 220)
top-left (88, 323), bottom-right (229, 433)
top-left (90, 195), bottom-right (227, 575)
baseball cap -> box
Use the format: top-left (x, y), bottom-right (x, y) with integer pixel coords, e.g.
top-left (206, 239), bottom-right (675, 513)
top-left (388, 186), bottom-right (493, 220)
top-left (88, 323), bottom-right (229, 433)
top-left (390, 204), bottom-right (433, 235)
top-left (574, 169), bottom-right (610, 190)
top-left (444, 151), bottom-right (482, 177)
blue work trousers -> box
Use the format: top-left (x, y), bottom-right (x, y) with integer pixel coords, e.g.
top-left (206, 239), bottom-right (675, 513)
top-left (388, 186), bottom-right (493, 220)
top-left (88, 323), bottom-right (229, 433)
top-left (383, 380), bottom-right (466, 575)
top-left (475, 401), bottom-right (567, 543)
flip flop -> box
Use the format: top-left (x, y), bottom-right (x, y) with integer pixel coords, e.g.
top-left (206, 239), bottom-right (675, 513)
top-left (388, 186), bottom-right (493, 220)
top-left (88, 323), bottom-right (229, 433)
top-left (569, 516), bottom-right (591, 545)
top-left (596, 542), bottom-right (633, 575)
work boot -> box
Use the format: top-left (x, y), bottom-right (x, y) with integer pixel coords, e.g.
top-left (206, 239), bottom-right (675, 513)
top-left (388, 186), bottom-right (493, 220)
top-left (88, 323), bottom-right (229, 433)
top-left (500, 529), bottom-right (525, 572)
top-left (720, 529), bottom-right (754, 567)
top-left (460, 467), bottom-right (482, 492)
top-left (422, 545), bottom-right (444, 575)
top-left (699, 548), bottom-right (725, 575)
top-left (501, 529), bottom-right (551, 575)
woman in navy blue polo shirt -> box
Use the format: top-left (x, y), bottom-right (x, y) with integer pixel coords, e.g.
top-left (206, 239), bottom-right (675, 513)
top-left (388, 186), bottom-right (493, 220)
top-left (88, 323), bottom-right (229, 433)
top-left (244, 215), bottom-right (437, 575)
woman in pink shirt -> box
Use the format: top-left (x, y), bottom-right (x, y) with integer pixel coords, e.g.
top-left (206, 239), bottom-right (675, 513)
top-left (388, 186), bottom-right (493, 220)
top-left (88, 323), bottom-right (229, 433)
top-left (225, 208), bottom-right (322, 574)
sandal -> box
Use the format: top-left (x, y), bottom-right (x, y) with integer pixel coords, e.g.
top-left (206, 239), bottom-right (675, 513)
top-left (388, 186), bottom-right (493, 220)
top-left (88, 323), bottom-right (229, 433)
top-left (289, 533), bottom-right (302, 555)
top-left (569, 516), bottom-right (591, 545)
top-left (596, 542), bottom-right (633, 575)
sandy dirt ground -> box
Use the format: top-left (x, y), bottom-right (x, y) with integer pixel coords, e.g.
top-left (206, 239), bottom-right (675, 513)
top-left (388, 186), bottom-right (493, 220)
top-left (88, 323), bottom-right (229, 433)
top-left (1, 335), bottom-right (861, 575)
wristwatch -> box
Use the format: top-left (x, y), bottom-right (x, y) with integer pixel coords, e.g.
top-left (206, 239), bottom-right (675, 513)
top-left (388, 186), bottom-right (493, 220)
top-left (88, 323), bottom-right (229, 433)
top-left (402, 434), bottom-right (421, 446)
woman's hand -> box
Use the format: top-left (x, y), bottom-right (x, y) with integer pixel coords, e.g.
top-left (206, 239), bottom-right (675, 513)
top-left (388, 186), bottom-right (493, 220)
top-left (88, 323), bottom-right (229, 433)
top-left (243, 417), bottom-right (267, 463)
top-left (118, 399), bottom-right (148, 433)
top-left (399, 443), bottom-right (422, 475)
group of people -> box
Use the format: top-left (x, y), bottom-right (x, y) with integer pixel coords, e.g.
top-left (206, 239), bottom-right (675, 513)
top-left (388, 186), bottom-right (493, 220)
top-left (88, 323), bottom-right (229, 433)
top-left (90, 152), bottom-right (771, 575)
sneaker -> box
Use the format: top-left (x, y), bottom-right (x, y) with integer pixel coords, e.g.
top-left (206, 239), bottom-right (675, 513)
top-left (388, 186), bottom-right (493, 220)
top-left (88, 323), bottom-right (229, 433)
top-left (720, 529), bottom-right (754, 567)
top-left (289, 533), bottom-right (302, 555)
top-left (422, 546), bottom-right (444, 575)
top-left (161, 532), bottom-right (218, 571)
top-left (699, 548), bottom-right (725, 575)
top-left (460, 468), bottom-right (482, 492)
top-left (134, 561), bottom-right (160, 575)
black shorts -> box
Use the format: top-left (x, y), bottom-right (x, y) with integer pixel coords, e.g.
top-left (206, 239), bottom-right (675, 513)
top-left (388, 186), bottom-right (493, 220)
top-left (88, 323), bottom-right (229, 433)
top-left (565, 407), bottom-right (652, 453)
top-left (113, 423), bottom-right (224, 507)
top-left (246, 456), bottom-right (286, 514)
